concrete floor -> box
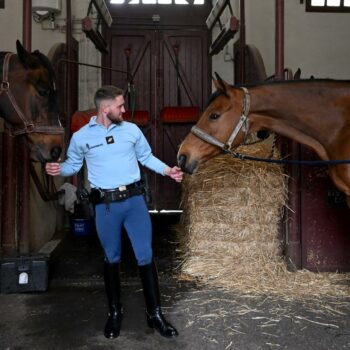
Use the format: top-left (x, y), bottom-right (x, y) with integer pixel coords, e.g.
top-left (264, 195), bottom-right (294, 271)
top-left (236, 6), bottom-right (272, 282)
top-left (1, 216), bottom-right (350, 350)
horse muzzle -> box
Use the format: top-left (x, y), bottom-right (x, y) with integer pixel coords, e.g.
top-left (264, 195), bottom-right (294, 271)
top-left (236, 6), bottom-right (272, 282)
top-left (29, 143), bottom-right (62, 163)
top-left (177, 154), bottom-right (198, 175)
top-left (50, 146), bottom-right (62, 162)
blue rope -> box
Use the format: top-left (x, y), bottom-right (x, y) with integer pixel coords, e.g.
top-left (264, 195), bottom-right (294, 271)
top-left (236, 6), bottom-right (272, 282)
top-left (225, 150), bottom-right (350, 165)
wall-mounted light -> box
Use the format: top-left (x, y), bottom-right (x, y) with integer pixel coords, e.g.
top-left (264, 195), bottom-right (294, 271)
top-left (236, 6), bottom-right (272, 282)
top-left (32, 0), bottom-right (62, 22)
top-left (210, 16), bottom-right (239, 56)
top-left (206, 0), bottom-right (230, 30)
top-left (206, 0), bottom-right (238, 56)
top-left (92, 0), bottom-right (113, 27)
top-left (82, 16), bottom-right (109, 54)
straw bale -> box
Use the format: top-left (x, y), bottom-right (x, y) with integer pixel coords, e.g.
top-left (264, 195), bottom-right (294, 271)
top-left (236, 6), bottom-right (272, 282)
top-left (178, 140), bottom-right (350, 299)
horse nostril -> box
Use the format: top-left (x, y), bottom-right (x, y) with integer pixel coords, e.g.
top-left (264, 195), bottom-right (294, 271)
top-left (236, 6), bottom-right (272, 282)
top-left (50, 146), bottom-right (62, 161)
top-left (178, 154), bottom-right (187, 169)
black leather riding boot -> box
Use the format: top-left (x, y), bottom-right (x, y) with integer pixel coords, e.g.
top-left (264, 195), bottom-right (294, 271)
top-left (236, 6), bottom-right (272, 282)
top-left (139, 261), bottom-right (179, 338)
top-left (104, 262), bottom-right (123, 339)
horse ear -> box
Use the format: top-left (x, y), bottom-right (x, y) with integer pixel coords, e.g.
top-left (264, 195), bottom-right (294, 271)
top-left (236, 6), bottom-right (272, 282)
top-left (16, 40), bottom-right (35, 69)
top-left (213, 72), bottom-right (230, 95)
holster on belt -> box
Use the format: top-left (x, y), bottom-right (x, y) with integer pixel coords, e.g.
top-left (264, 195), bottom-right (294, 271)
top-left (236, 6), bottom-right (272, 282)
top-left (90, 181), bottom-right (145, 205)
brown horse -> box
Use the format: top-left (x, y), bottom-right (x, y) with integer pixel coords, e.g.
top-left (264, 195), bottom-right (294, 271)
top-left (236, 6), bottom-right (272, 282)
top-left (0, 41), bottom-right (64, 162)
top-left (177, 75), bottom-right (350, 206)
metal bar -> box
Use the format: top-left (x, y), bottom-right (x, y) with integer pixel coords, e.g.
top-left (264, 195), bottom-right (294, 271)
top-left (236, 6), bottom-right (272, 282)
top-left (17, 0), bottom-right (32, 254)
top-left (239, 0), bottom-right (246, 83)
top-left (210, 16), bottom-right (239, 56)
top-left (92, 0), bottom-right (112, 28)
top-left (87, 0), bottom-right (93, 16)
top-left (66, 0), bottom-right (72, 139)
top-left (206, 0), bottom-right (230, 30)
top-left (275, 0), bottom-right (301, 269)
top-left (57, 58), bottom-right (127, 74)
top-left (285, 141), bottom-right (302, 270)
top-left (227, 1), bottom-right (234, 15)
top-left (1, 134), bottom-right (16, 254)
top-left (275, 0), bottom-right (284, 80)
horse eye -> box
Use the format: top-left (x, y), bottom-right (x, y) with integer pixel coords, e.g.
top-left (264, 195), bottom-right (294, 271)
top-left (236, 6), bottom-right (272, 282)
top-left (209, 113), bottom-right (220, 121)
top-left (35, 80), bottom-right (51, 96)
top-left (38, 88), bottom-right (50, 96)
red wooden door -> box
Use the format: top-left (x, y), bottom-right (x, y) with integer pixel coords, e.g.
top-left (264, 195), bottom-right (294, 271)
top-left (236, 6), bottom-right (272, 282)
top-left (283, 142), bottom-right (350, 272)
top-left (300, 147), bottom-right (350, 271)
top-left (104, 26), bottom-right (209, 210)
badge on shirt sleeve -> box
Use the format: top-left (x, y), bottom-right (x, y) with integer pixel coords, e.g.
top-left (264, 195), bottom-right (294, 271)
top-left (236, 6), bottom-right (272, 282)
top-left (106, 136), bottom-right (115, 144)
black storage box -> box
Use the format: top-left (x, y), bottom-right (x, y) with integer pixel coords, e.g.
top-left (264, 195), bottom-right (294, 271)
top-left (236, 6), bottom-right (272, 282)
top-left (0, 255), bottom-right (49, 293)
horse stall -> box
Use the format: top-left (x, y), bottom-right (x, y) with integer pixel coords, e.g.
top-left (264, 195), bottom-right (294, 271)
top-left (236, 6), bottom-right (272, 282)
top-left (182, 2), bottom-right (350, 286)
top-left (0, 1), bottom-right (211, 295)
top-left (0, 2), bottom-right (77, 292)
top-left (176, 0), bottom-right (350, 300)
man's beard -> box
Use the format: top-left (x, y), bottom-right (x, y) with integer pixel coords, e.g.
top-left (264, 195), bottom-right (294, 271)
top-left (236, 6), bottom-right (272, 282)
top-left (107, 112), bottom-right (123, 125)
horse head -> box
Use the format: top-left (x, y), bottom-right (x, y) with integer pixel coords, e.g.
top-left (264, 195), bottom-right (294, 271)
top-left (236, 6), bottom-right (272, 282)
top-left (177, 74), bottom-right (249, 174)
top-left (0, 40), bottom-right (64, 162)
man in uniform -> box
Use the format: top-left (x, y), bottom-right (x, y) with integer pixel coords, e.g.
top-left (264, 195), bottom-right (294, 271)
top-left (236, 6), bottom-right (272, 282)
top-left (46, 85), bottom-right (183, 339)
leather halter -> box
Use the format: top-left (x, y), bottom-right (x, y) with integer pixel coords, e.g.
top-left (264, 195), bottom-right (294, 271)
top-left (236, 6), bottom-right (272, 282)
top-left (0, 52), bottom-right (64, 136)
top-left (191, 87), bottom-right (250, 150)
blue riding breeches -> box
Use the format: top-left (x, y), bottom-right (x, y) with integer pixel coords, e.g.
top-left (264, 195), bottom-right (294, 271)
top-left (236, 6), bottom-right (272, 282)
top-left (94, 194), bottom-right (153, 266)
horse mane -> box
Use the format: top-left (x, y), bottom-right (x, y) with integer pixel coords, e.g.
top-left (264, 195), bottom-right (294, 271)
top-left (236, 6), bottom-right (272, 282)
top-left (207, 78), bottom-right (350, 106)
top-left (234, 78), bottom-right (350, 88)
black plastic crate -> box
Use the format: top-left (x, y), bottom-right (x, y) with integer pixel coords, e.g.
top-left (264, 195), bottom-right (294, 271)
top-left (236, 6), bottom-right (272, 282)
top-left (0, 255), bottom-right (49, 293)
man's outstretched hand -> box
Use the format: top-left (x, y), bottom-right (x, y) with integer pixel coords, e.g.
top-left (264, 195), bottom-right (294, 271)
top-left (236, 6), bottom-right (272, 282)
top-left (164, 166), bottom-right (184, 183)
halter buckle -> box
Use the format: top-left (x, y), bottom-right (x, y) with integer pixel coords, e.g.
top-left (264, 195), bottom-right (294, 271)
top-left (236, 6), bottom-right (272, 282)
top-left (1, 81), bottom-right (9, 91)
top-left (26, 124), bottom-right (35, 133)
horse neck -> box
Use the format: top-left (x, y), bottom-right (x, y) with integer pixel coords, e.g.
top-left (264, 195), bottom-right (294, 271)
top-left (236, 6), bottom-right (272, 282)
top-left (249, 82), bottom-right (342, 135)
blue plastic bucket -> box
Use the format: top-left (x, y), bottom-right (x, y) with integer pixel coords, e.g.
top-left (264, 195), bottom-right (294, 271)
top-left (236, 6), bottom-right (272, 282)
top-left (70, 218), bottom-right (94, 236)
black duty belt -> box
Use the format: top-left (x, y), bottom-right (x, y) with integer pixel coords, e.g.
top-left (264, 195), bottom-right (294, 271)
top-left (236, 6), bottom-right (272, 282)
top-left (90, 180), bottom-right (145, 204)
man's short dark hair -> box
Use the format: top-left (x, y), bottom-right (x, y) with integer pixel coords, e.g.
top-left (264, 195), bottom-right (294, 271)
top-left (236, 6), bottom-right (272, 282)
top-left (94, 85), bottom-right (124, 110)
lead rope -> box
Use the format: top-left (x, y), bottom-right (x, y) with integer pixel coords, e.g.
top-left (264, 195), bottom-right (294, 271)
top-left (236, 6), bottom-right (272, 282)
top-left (224, 148), bottom-right (350, 165)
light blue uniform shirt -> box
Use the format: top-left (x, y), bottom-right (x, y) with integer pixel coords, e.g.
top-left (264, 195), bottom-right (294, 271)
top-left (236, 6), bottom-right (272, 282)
top-left (60, 116), bottom-right (167, 189)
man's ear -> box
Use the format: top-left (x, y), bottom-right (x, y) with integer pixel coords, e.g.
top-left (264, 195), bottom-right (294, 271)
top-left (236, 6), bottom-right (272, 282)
top-left (100, 101), bottom-right (109, 114)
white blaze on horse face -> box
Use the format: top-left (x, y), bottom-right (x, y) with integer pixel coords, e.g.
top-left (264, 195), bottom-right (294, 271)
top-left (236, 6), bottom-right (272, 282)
top-left (178, 119), bottom-right (223, 173)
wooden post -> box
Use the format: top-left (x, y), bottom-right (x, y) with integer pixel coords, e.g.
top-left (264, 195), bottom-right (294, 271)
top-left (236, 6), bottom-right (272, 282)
top-left (239, 0), bottom-right (246, 84)
top-left (66, 0), bottom-right (72, 138)
top-left (17, 0), bottom-right (32, 254)
top-left (1, 135), bottom-right (17, 254)
top-left (275, 0), bottom-right (302, 269)
top-left (275, 0), bottom-right (284, 80)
